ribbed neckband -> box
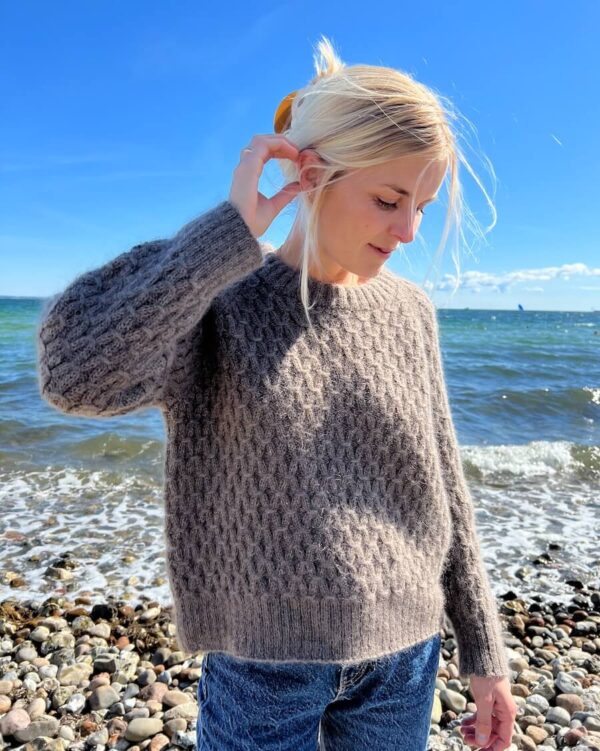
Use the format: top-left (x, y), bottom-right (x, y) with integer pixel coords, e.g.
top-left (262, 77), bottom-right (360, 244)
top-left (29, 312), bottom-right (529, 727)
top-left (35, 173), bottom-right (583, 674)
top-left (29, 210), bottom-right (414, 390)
top-left (259, 250), bottom-right (401, 311)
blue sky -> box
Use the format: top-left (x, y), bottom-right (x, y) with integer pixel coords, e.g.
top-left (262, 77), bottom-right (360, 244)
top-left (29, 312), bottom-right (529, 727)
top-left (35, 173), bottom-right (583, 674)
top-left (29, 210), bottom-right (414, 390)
top-left (2, 1), bottom-right (599, 310)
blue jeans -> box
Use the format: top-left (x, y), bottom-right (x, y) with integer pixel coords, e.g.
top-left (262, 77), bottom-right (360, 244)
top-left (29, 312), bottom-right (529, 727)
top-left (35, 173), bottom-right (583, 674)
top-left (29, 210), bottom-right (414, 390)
top-left (196, 632), bottom-right (441, 750)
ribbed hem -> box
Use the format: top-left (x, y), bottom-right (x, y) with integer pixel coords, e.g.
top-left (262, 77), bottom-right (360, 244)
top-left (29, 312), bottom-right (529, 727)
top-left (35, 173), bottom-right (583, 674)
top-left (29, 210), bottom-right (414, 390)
top-left (170, 584), bottom-right (446, 665)
top-left (454, 617), bottom-right (510, 677)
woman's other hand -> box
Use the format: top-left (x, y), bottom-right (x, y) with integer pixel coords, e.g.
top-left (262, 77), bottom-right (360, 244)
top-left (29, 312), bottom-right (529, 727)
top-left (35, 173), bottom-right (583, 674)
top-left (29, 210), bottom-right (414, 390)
top-left (459, 675), bottom-right (518, 750)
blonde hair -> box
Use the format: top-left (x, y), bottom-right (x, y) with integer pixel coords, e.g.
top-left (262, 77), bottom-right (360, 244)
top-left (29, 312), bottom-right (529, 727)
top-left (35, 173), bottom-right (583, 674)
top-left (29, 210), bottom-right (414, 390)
top-left (274, 34), bottom-right (497, 329)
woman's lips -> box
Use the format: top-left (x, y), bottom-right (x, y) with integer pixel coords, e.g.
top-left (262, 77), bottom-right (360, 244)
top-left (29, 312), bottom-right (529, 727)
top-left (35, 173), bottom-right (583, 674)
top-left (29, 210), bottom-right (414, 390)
top-left (368, 243), bottom-right (392, 257)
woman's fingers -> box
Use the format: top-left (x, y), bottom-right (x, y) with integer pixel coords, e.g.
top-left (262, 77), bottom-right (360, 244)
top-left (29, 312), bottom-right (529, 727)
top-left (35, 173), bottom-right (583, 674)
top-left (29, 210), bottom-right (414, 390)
top-left (262, 182), bottom-right (302, 216)
top-left (229, 134), bottom-right (301, 238)
top-left (239, 134), bottom-right (300, 164)
top-left (460, 712), bottom-right (512, 750)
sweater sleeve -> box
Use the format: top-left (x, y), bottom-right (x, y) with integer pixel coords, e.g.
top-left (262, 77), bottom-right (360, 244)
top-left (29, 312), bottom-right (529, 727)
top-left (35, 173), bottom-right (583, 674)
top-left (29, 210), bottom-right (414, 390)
top-left (419, 293), bottom-right (510, 678)
top-left (36, 200), bottom-right (265, 417)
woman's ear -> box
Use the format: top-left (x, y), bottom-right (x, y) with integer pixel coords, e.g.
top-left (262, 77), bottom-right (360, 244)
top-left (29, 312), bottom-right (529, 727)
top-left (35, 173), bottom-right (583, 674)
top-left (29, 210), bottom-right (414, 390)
top-left (297, 149), bottom-right (328, 194)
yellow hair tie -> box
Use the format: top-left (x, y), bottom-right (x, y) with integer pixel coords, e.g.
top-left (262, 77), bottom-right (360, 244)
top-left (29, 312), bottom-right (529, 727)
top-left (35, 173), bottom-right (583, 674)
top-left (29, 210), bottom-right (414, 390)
top-left (273, 90), bottom-right (298, 134)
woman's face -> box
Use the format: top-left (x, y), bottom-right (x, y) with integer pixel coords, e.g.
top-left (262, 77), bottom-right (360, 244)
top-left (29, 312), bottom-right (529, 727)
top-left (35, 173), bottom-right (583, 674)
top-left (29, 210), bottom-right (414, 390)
top-left (300, 152), bottom-right (448, 280)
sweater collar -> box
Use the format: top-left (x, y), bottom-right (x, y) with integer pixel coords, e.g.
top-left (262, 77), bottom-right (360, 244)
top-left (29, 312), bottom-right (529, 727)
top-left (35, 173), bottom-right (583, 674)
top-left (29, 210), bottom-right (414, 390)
top-left (259, 249), bottom-right (401, 311)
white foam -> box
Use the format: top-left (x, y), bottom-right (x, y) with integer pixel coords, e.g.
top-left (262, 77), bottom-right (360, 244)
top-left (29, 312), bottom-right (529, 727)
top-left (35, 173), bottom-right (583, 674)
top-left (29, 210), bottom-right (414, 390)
top-left (0, 439), bottom-right (597, 610)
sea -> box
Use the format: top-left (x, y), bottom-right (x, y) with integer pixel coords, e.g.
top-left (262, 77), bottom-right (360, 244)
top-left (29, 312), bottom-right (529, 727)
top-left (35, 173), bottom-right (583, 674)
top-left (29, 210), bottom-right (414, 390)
top-left (1, 297), bottom-right (599, 610)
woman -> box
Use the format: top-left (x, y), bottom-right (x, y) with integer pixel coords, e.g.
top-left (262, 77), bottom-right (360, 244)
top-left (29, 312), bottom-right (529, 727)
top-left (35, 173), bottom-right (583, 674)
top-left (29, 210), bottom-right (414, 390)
top-left (37, 35), bottom-right (517, 751)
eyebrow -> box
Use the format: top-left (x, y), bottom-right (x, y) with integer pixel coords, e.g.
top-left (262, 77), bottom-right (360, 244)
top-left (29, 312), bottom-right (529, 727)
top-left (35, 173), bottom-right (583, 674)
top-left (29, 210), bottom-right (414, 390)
top-left (380, 184), bottom-right (439, 203)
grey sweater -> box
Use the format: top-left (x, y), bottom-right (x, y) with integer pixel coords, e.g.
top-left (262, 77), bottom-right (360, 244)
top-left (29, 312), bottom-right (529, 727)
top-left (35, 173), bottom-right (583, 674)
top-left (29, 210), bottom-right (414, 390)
top-left (36, 199), bottom-right (510, 677)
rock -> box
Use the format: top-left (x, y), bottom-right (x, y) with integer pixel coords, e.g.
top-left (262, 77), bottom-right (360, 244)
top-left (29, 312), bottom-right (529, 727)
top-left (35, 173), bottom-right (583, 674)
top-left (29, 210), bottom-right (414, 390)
top-left (535, 677), bottom-right (558, 701)
top-left (556, 693), bottom-right (585, 714)
top-left (56, 663), bottom-right (92, 686)
top-left (138, 668), bottom-right (158, 687)
top-left (555, 672), bottom-right (583, 695)
top-left (526, 726), bottom-right (549, 744)
top-left (149, 733), bottom-right (170, 751)
top-left (0, 707), bottom-right (31, 736)
top-left (13, 715), bottom-right (60, 743)
top-left (47, 631), bottom-right (75, 650)
top-left (518, 668), bottom-right (542, 685)
top-left (58, 724), bottom-right (75, 741)
top-left (584, 715), bottom-right (600, 731)
top-left (164, 717), bottom-right (187, 735)
top-left (27, 696), bottom-right (47, 719)
top-left (439, 688), bottom-right (467, 713)
top-left (139, 607), bottom-right (161, 622)
top-left (546, 705), bottom-right (571, 726)
top-left (162, 703), bottom-right (198, 721)
top-left (163, 689), bottom-right (192, 707)
top-left (165, 651), bottom-right (186, 667)
top-left (30, 626), bottom-right (51, 642)
top-left (93, 655), bottom-right (118, 673)
top-left (61, 693), bottom-right (86, 714)
top-left (70, 615), bottom-right (94, 634)
top-left (15, 646), bottom-right (38, 662)
top-left (508, 656), bottom-right (529, 672)
top-left (88, 684), bottom-right (121, 710)
top-left (86, 726), bottom-right (110, 745)
top-left (125, 717), bottom-right (164, 741)
top-left (21, 738), bottom-right (67, 750)
top-left (430, 691), bottom-right (442, 724)
top-left (140, 682), bottom-right (168, 702)
top-left (38, 665), bottom-right (58, 680)
top-left (527, 693), bottom-right (550, 712)
top-left (89, 674), bottom-right (111, 691)
top-left (171, 729), bottom-right (197, 748)
top-left (564, 727), bottom-right (587, 746)
top-left (0, 694), bottom-right (11, 713)
top-left (88, 622), bottom-right (112, 639)
top-left (124, 707), bottom-right (150, 721)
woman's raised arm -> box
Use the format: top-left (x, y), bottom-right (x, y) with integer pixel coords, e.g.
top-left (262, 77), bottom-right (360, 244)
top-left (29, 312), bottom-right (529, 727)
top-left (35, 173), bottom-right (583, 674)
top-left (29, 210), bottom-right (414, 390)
top-left (36, 200), bottom-right (265, 417)
top-left (36, 133), bottom-right (301, 418)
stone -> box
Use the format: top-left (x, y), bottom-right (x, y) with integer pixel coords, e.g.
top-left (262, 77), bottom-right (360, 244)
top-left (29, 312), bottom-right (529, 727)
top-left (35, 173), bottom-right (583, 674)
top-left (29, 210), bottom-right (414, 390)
top-left (125, 717), bottom-right (164, 742)
top-left (546, 705), bottom-right (571, 726)
top-left (440, 688), bottom-right (467, 713)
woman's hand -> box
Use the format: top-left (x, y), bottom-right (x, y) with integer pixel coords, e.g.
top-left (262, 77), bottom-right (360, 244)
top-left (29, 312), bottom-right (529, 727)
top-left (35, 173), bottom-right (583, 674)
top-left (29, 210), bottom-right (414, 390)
top-left (459, 675), bottom-right (518, 750)
top-left (229, 134), bottom-right (302, 239)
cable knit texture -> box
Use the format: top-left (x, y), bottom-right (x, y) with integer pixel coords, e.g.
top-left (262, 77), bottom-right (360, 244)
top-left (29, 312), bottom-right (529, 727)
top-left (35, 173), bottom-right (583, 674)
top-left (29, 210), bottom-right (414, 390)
top-left (36, 199), bottom-right (510, 677)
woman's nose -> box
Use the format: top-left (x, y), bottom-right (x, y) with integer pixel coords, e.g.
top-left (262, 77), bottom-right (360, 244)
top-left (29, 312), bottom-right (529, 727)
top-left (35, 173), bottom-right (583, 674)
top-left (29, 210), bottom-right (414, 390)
top-left (389, 216), bottom-right (418, 244)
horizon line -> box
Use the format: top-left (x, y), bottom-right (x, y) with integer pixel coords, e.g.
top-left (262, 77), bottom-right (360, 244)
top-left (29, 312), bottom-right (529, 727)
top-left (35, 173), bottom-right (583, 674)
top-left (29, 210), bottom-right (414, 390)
top-left (0, 295), bottom-right (598, 314)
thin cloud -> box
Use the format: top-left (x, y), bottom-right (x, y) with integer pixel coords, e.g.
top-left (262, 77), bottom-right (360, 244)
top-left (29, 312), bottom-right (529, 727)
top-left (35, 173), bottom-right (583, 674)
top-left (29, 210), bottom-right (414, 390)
top-left (433, 263), bottom-right (600, 293)
top-left (48, 169), bottom-right (194, 183)
top-left (0, 153), bottom-right (120, 174)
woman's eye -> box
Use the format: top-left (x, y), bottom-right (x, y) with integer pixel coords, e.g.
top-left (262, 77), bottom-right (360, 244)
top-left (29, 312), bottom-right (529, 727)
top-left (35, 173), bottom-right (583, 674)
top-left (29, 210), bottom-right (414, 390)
top-left (374, 197), bottom-right (425, 215)
top-left (375, 197), bottom-right (397, 210)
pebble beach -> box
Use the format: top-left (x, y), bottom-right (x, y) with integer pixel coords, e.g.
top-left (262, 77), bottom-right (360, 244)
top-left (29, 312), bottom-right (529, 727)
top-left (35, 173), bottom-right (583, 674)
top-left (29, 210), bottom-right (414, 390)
top-left (0, 572), bottom-right (599, 750)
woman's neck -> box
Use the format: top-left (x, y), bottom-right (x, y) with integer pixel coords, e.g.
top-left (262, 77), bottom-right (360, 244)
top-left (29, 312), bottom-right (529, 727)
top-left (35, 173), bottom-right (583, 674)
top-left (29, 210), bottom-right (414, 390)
top-left (275, 239), bottom-right (367, 287)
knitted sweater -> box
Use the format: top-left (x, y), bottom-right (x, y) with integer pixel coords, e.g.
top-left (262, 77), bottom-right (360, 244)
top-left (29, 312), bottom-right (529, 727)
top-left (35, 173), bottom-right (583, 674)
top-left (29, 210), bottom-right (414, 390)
top-left (36, 199), bottom-right (510, 677)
